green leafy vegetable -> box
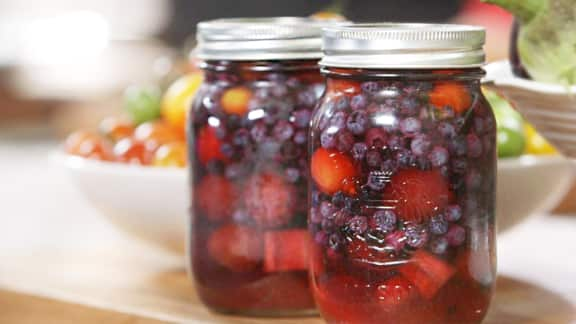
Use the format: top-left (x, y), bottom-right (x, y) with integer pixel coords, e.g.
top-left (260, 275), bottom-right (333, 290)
top-left (483, 0), bottom-right (576, 86)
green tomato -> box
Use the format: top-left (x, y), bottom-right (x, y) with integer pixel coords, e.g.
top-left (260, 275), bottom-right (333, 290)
top-left (497, 127), bottom-right (526, 157)
top-left (124, 85), bottom-right (162, 125)
top-left (484, 88), bottom-right (526, 157)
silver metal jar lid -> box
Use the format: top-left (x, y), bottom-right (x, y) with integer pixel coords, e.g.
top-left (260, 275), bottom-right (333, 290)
top-left (196, 17), bottom-right (330, 61)
top-left (321, 23), bottom-right (486, 69)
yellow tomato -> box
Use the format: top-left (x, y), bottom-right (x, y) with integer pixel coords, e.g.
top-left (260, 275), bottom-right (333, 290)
top-left (153, 142), bottom-right (187, 167)
top-left (161, 73), bottom-right (203, 133)
top-left (524, 124), bottom-right (558, 155)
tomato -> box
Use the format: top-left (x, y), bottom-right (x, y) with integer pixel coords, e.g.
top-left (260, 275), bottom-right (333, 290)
top-left (161, 73), bottom-right (203, 133)
top-left (64, 131), bottom-right (112, 161)
top-left (152, 142), bottom-right (187, 167)
top-left (98, 117), bottom-right (134, 142)
top-left (524, 124), bottom-right (557, 155)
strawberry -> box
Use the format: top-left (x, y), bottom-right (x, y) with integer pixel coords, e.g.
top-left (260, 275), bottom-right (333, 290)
top-left (382, 168), bottom-right (452, 223)
top-left (264, 230), bottom-right (310, 272)
top-left (196, 175), bottom-right (235, 222)
top-left (398, 250), bottom-right (455, 299)
top-left (196, 126), bottom-right (227, 164)
top-left (429, 81), bottom-right (471, 114)
top-left (207, 224), bottom-right (263, 272)
top-left (311, 148), bottom-right (358, 195)
top-left (375, 275), bottom-right (417, 307)
top-left (345, 237), bottom-right (394, 268)
top-left (244, 172), bottom-right (296, 228)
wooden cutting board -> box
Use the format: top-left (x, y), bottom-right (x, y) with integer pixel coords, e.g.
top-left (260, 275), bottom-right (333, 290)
top-left (0, 244), bottom-right (573, 324)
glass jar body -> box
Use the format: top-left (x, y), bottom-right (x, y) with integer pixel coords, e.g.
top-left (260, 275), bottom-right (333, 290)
top-left (309, 68), bottom-right (496, 324)
top-left (189, 59), bottom-right (322, 315)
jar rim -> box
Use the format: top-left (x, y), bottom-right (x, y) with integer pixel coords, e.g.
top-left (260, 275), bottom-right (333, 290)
top-left (320, 23), bottom-right (486, 69)
top-left (196, 17), bottom-right (342, 61)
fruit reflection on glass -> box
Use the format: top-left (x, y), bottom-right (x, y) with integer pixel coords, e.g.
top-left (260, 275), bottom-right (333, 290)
top-left (64, 71), bottom-right (201, 167)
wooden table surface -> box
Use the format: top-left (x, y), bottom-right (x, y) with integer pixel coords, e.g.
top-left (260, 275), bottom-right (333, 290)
top-left (1, 141), bottom-right (575, 323)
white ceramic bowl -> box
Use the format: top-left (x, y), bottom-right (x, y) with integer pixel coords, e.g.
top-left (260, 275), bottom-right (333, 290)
top-left (57, 154), bottom-right (574, 254)
top-left (484, 61), bottom-right (576, 157)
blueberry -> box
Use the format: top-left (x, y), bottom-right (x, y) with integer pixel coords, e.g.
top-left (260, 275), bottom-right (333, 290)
top-left (410, 134), bottom-right (432, 156)
top-left (321, 128), bottom-right (337, 149)
top-left (361, 81), bottom-right (381, 94)
top-left (371, 210), bottom-right (397, 232)
top-left (346, 110), bottom-right (369, 135)
top-left (232, 209), bottom-right (251, 224)
top-left (226, 115), bottom-right (242, 130)
top-left (280, 141), bottom-right (300, 160)
top-left (328, 233), bottom-right (344, 250)
top-left (365, 128), bottom-right (387, 149)
top-left (292, 109), bottom-right (311, 129)
top-left (293, 130), bottom-right (307, 145)
top-left (467, 133), bottom-right (483, 158)
top-left (387, 136), bottom-right (405, 151)
top-left (385, 231), bottom-right (406, 251)
top-left (367, 170), bottom-right (389, 191)
top-left (466, 168), bottom-right (482, 190)
top-left (400, 117), bottom-right (421, 136)
top-left (250, 122), bottom-right (267, 143)
top-left (298, 89), bottom-right (316, 106)
top-left (232, 128), bottom-right (251, 147)
top-left (400, 97), bottom-right (419, 116)
top-left (214, 124), bottom-right (227, 139)
top-left (322, 218), bottom-right (336, 232)
top-left (220, 143), bottom-right (235, 158)
top-left (350, 94), bottom-right (368, 110)
top-left (416, 156), bottom-right (432, 170)
top-left (366, 150), bottom-right (382, 168)
top-left (337, 131), bottom-right (355, 152)
top-left (225, 163), bottom-right (248, 179)
top-left (451, 158), bottom-right (467, 174)
top-left (320, 201), bottom-right (336, 218)
top-left (205, 160), bottom-right (224, 174)
top-left (332, 192), bottom-right (346, 207)
top-left (474, 117), bottom-right (485, 134)
top-left (438, 122), bottom-right (456, 138)
top-left (273, 120), bottom-right (294, 142)
top-left (310, 207), bottom-right (322, 224)
top-left (285, 167), bottom-right (300, 183)
top-left (429, 237), bottom-right (449, 254)
top-left (333, 209), bottom-right (351, 226)
top-left (444, 205), bottom-right (462, 222)
top-left (428, 146), bottom-right (450, 167)
top-left (330, 111), bottom-right (347, 129)
top-left (335, 96), bottom-right (350, 111)
top-left (381, 159), bottom-right (398, 174)
top-left (445, 224), bottom-right (466, 246)
top-left (405, 225), bottom-right (429, 248)
top-left (352, 142), bottom-right (368, 160)
top-left (314, 231), bottom-right (328, 245)
top-left (396, 149), bottom-right (416, 168)
top-left (344, 197), bottom-right (361, 213)
top-left (347, 216), bottom-right (369, 235)
top-left (429, 214), bottom-right (449, 235)
top-left (449, 136), bottom-right (467, 156)
top-left (271, 84), bottom-right (288, 97)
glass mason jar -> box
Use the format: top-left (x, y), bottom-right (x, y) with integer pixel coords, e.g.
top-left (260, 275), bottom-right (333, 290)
top-left (309, 24), bottom-right (496, 324)
top-left (189, 18), bottom-right (327, 315)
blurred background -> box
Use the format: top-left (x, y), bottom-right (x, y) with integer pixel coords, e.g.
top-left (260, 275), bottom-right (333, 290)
top-left (5, 0), bottom-right (574, 211)
top-left (0, 0), bottom-right (510, 138)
